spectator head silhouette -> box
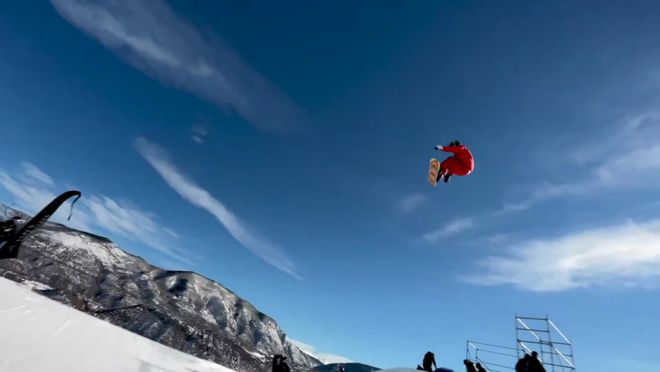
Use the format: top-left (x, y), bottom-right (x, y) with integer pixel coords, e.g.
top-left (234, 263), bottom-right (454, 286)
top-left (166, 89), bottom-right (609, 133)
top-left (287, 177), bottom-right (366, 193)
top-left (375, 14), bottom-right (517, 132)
top-left (463, 359), bottom-right (477, 372)
top-left (272, 354), bottom-right (289, 372)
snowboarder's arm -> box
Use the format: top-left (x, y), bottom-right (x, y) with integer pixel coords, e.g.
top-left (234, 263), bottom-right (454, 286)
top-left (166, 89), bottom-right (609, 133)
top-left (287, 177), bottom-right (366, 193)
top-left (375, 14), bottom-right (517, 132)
top-left (435, 145), bottom-right (461, 153)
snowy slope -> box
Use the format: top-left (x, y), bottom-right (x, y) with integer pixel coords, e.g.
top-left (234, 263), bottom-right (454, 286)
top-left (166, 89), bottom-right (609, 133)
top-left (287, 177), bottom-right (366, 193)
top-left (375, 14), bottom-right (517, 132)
top-left (0, 207), bottom-right (320, 372)
top-left (0, 277), bottom-right (233, 372)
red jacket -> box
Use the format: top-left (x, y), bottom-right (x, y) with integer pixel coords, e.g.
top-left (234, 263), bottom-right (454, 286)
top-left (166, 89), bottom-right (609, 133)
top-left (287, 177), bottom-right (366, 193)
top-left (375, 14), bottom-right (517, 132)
top-left (442, 145), bottom-right (474, 173)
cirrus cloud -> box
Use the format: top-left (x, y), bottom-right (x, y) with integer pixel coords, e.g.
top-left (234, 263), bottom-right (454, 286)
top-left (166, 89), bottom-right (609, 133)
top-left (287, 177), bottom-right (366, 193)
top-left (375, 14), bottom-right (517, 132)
top-left (0, 162), bottom-right (190, 264)
top-left (462, 219), bottom-right (660, 291)
top-left (134, 137), bottom-right (301, 279)
top-left (423, 218), bottom-right (474, 243)
top-left (50, 0), bottom-right (305, 132)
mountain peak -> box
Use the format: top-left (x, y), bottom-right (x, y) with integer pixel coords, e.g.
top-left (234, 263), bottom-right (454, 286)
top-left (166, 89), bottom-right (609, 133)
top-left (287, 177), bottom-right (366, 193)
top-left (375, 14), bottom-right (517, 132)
top-left (0, 214), bottom-right (321, 372)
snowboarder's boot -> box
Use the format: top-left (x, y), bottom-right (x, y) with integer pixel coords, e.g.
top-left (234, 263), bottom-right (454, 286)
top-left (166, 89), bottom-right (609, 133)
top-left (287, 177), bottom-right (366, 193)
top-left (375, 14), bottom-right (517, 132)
top-left (435, 169), bottom-right (445, 183)
top-left (443, 174), bottom-right (451, 183)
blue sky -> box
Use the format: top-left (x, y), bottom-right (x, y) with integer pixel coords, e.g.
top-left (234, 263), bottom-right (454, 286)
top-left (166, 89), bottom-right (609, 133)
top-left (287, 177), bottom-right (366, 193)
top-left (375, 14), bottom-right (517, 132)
top-left (1, 0), bottom-right (660, 370)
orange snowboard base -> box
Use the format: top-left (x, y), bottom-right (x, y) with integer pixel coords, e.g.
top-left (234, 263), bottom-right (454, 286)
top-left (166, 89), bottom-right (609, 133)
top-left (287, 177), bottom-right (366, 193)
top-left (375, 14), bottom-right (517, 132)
top-left (428, 158), bottom-right (441, 187)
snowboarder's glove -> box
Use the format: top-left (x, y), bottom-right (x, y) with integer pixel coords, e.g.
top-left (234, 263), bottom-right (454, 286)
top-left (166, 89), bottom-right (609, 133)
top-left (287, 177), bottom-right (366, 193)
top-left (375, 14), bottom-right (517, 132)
top-left (435, 145), bottom-right (443, 151)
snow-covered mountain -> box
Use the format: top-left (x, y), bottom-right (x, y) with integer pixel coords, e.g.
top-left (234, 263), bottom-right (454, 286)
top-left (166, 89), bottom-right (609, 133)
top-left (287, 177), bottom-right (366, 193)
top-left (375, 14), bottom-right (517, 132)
top-left (0, 211), bottom-right (321, 372)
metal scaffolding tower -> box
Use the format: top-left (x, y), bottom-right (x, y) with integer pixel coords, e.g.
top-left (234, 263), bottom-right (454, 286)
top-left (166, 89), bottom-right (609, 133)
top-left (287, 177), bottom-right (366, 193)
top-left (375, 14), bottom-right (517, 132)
top-left (466, 341), bottom-right (516, 372)
top-left (466, 315), bottom-right (576, 372)
top-left (515, 315), bottom-right (576, 372)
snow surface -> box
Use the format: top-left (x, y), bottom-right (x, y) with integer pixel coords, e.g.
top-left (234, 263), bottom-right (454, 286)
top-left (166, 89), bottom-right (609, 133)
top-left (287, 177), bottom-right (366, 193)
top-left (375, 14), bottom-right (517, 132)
top-left (0, 278), bottom-right (234, 372)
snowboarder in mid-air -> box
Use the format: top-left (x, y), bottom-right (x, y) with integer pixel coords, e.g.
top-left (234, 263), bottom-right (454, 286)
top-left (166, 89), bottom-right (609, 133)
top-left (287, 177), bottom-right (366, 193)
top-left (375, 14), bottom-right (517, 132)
top-left (428, 140), bottom-right (474, 187)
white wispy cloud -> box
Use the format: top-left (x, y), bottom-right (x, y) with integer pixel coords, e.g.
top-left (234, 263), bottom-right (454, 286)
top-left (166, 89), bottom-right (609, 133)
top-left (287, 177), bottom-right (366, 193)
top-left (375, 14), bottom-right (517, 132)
top-left (570, 112), bottom-right (660, 166)
top-left (595, 144), bottom-right (660, 182)
top-left (462, 219), bottom-right (660, 291)
top-left (423, 218), bottom-right (474, 243)
top-left (21, 162), bottom-right (54, 185)
top-left (289, 339), bottom-right (353, 364)
top-left (396, 193), bottom-right (428, 213)
top-left (0, 172), bottom-right (59, 216)
top-left (0, 163), bottom-right (189, 263)
top-left (134, 137), bottom-right (301, 279)
top-left (84, 195), bottom-right (187, 260)
top-left (501, 112), bottom-right (660, 212)
top-left (487, 233), bottom-right (514, 245)
top-left (191, 124), bottom-right (208, 144)
top-left (499, 181), bottom-right (596, 213)
top-left (50, 0), bottom-right (304, 132)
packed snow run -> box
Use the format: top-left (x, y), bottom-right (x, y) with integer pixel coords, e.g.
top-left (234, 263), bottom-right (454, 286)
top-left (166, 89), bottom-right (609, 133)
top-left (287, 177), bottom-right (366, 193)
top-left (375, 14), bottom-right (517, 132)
top-left (0, 277), bottom-right (233, 372)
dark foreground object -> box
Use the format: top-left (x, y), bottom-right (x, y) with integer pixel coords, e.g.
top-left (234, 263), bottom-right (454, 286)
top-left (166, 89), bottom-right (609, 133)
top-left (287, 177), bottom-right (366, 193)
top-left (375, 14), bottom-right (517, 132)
top-left (0, 190), bottom-right (80, 259)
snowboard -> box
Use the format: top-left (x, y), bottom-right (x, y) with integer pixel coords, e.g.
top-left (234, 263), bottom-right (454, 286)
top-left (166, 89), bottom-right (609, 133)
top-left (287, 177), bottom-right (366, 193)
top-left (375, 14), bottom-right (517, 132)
top-left (428, 158), bottom-right (441, 187)
top-left (0, 190), bottom-right (81, 259)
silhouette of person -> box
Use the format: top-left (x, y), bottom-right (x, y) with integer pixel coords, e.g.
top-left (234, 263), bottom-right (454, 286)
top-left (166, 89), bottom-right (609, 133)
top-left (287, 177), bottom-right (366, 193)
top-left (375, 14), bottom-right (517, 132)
top-left (515, 354), bottom-right (530, 372)
top-left (463, 359), bottom-right (477, 372)
top-left (272, 355), bottom-right (282, 372)
top-left (422, 351), bottom-right (437, 372)
top-left (0, 216), bottom-right (21, 241)
top-left (475, 362), bottom-right (487, 372)
top-left (272, 354), bottom-right (290, 372)
top-left (527, 352), bottom-right (546, 372)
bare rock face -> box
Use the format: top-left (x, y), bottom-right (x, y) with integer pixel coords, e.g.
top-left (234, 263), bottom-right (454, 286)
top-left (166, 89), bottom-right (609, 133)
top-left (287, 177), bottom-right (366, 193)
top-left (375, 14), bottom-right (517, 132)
top-left (0, 219), bottom-right (321, 372)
